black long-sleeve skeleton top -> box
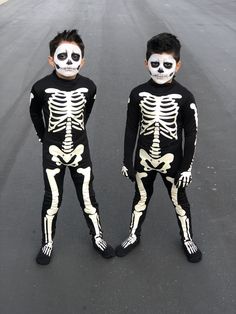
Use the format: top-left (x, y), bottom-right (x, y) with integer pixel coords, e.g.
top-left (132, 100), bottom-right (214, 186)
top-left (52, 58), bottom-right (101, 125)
top-left (29, 71), bottom-right (96, 148)
top-left (124, 79), bottom-right (198, 175)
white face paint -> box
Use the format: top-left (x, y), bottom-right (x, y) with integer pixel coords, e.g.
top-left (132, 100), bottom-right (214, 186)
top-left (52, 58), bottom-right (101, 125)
top-left (147, 53), bottom-right (177, 84)
top-left (54, 43), bottom-right (82, 77)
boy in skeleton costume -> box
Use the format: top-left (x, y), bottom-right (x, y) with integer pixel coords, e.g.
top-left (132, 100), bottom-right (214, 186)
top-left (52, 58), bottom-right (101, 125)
top-left (30, 30), bottom-right (114, 265)
top-left (116, 33), bottom-right (202, 263)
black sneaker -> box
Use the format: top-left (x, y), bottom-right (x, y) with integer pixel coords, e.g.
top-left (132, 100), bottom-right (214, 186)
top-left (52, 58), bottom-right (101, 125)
top-left (115, 234), bottom-right (140, 257)
top-left (92, 236), bottom-right (115, 259)
top-left (36, 242), bottom-right (53, 265)
top-left (182, 240), bottom-right (202, 263)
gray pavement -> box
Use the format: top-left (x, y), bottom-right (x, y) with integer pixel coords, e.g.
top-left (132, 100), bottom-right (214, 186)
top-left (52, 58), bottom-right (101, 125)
top-left (0, 0), bottom-right (236, 313)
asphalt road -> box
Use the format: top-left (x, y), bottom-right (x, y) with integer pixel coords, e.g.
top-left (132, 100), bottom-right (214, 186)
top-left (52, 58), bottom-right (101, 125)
top-left (0, 0), bottom-right (236, 313)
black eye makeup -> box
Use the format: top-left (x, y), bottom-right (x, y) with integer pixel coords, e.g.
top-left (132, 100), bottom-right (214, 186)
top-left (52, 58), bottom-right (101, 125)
top-left (164, 62), bottom-right (173, 69)
top-left (72, 53), bottom-right (80, 62)
top-left (151, 61), bottom-right (160, 68)
top-left (57, 53), bottom-right (67, 60)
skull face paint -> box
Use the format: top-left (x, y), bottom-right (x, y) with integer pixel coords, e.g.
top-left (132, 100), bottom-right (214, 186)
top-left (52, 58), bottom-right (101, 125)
top-left (147, 53), bottom-right (177, 84)
top-left (54, 43), bottom-right (82, 77)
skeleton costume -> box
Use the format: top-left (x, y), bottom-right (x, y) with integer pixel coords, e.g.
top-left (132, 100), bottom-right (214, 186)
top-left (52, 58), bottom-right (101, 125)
top-left (117, 54), bottom-right (202, 262)
top-left (30, 43), bottom-right (114, 264)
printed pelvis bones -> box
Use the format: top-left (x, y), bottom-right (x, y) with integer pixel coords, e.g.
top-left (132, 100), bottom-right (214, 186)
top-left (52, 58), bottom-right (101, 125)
top-left (138, 92), bottom-right (182, 173)
top-left (45, 88), bottom-right (88, 166)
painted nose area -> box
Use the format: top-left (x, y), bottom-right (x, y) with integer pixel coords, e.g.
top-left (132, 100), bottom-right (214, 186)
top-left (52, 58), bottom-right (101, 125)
top-left (66, 59), bottom-right (73, 65)
top-left (158, 67), bottom-right (164, 73)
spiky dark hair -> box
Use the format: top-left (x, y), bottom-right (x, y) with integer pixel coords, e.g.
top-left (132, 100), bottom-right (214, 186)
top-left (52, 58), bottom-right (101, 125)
top-left (49, 29), bottom-right (84, 56)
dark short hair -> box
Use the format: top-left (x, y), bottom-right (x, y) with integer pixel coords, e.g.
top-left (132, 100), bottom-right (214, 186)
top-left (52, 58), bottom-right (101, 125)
top-left (146, 33), bottom-right (181, 61)
top-left (49, 29), bottom-right (85, 57)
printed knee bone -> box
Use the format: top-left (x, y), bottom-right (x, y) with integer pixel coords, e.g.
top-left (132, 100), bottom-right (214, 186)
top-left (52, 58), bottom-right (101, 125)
top-left (77, 167), bottom-right (102, 238)
top-left (130, 172), bottom-right (147, 235)
top-left (166, 176), bottom-right (192, 242)
top-left (44, 168), bottom-right (60, 243)
top-left (49, 144), bottom-right (84, 166)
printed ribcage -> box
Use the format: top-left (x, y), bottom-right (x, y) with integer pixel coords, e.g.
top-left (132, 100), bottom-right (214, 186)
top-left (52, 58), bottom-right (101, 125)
top-left (45, 87), bottom-right (88, 153)
top-left (139, 92), bottom-right (182, 158)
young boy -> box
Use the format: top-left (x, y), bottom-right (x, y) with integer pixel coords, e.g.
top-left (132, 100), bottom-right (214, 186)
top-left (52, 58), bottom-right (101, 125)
top-left (30, 29), bottom-right (114, 265)
top-left (116, 33), bottom-right (202, 263)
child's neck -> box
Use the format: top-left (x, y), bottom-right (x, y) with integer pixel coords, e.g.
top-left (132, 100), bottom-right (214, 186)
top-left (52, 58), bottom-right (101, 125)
top-left (55, 71), bottom-right (77, 81)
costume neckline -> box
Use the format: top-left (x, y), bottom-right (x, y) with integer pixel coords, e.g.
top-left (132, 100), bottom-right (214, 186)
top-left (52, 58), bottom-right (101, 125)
top-left (148, 78), bottom-right (176, 88)
top-left (52, 70), bottom-right (80, 82)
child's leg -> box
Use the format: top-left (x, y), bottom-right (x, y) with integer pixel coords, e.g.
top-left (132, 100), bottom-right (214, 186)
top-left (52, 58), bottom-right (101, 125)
top-left (41, 165), bottom-right (66, 244)
top-left (116, 170), bottom-right (156, 256)
top-left (161, 175), bottom-right (192, 242)
top-left (69, 165), bottom-right (101, 237)
top-left (36, 150), bottom-right (66, 265)
top-left (161, 175), bottom-right (202, 262)
top-left (69, 165), bottom-right (114, 258)
top-left (129, 170), bottom-right (157, 237)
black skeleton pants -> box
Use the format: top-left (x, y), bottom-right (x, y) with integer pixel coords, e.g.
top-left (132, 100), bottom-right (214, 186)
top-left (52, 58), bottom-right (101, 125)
top-left (129, 170), bottom-right (193, 242)
top-left (41, 149), bottom-right (102, 244)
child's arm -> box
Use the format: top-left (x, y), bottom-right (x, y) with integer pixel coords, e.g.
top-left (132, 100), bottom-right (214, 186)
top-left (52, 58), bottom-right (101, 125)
top-left (29, 86), bottom-right (45, 142)
top-left (84, 85), bottom-right (97, 125)
top-left (122, 91), bottom-right (140, 181)
top-left (175, 94), bottom-right (198, 188)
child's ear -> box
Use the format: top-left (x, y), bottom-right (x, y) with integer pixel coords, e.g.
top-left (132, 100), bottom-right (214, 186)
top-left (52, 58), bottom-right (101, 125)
top-left (48, 56), bottom-right (55, 68)
top-left (175, 60), bottom-right (182, 73)
top-left (80, 58), bottom-right (85, 69)
top-left (144, 59), bottom-right (148, 68)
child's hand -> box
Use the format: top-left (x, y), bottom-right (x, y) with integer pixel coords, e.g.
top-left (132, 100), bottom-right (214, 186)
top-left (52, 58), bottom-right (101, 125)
top-left (175, 171), bottom-right (192, 188)
top-left (121, 165), bottom-right (136, 182)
